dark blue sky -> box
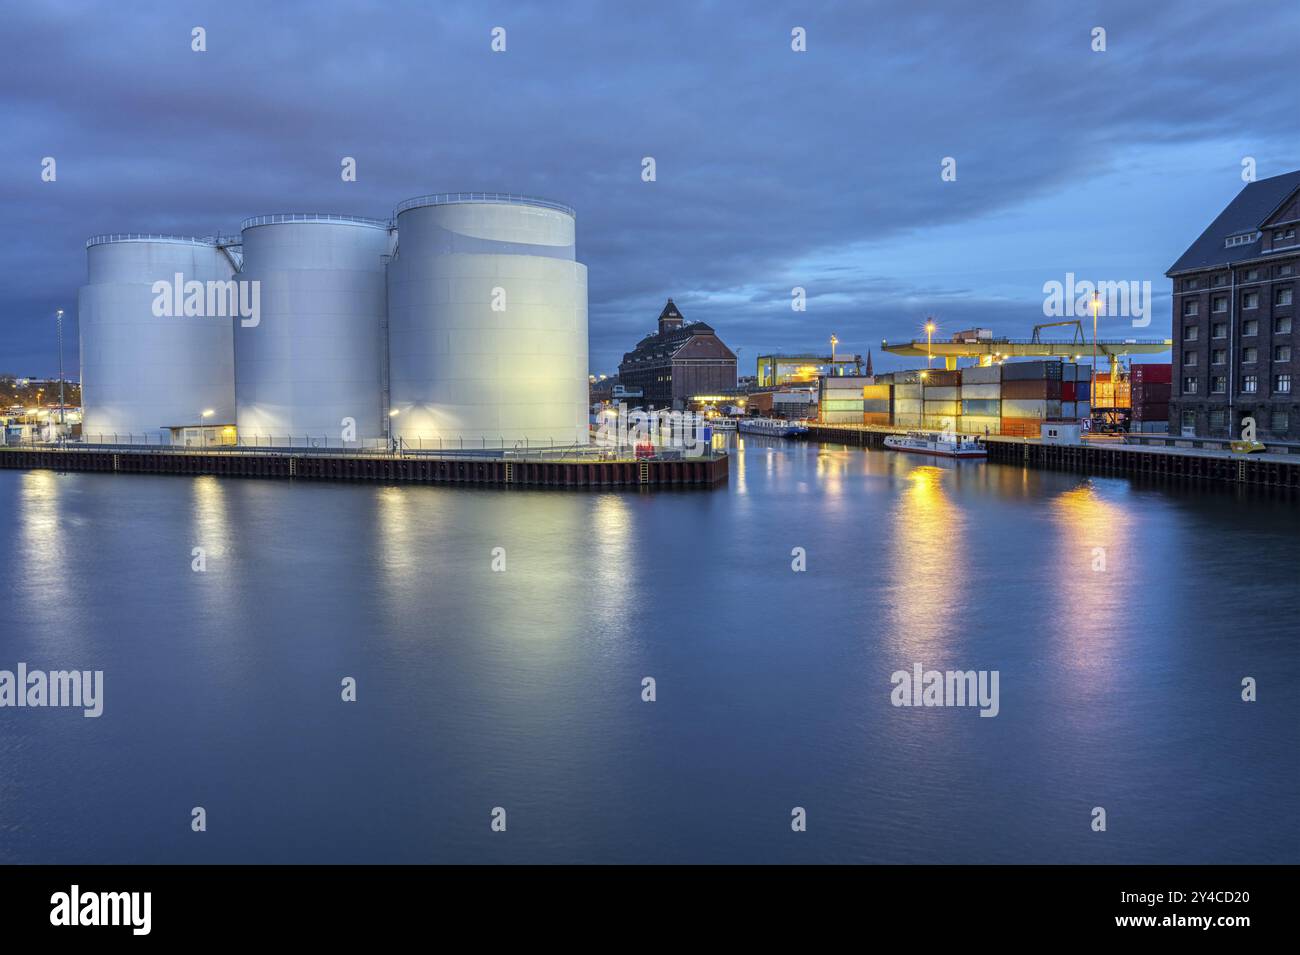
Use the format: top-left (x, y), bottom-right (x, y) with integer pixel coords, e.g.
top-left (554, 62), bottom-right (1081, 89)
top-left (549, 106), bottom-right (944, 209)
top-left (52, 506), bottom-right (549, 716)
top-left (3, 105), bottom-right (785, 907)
top-left (3, 0), bottom-right (1297, 377)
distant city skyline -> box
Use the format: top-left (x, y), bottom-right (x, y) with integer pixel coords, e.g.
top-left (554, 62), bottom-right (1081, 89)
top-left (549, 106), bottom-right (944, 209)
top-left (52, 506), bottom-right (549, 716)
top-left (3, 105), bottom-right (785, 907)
top-left (3, 0), bottom-right (1297, 376)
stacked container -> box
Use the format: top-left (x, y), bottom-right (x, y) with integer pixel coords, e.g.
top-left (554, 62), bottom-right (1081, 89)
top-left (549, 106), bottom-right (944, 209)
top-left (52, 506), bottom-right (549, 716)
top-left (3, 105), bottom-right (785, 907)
top-left (818, 374), bottom-right (869, 425)
top-left (959, 363), bottom-right (1001, 434)
top-left (892, 372), bottom-right (924, 428)
top-left (1130, 363), bottom-right (1172, 433)
top-left (920, 369), bottom-right (960, 430)
top-left (862, 383), bottom-right (891, 426)
top-left (1000, 360), bottom-right (1064, 437)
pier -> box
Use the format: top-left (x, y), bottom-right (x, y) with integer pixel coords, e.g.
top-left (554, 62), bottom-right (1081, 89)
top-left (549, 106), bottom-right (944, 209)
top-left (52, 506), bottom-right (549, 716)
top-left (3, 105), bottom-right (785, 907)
top-left (0, 445), bottom-right (730, 490)
top-left (798, 423), bottom-right (1300, 489)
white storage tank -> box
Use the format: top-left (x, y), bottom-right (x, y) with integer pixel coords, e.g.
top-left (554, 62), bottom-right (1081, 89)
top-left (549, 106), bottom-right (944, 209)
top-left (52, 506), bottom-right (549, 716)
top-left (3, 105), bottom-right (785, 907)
top-left (387, 194), bottom-right (589, 447)
top-left (79, 235), bottom-right (236, 441)
top-left (235, 214), bottom-right (391, 446)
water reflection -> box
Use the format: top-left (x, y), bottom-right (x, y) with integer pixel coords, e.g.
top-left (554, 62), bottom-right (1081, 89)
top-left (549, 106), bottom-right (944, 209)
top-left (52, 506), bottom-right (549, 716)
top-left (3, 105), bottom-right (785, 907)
top-left (1048, 480), bottom-right (1133, 676)
top-left (886, 464), bottom-right (966, 659)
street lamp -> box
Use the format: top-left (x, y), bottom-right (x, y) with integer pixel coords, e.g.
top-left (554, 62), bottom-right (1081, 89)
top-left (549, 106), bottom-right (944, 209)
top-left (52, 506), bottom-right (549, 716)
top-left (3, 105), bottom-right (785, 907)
top-left (1090, 291), bottom-right (1101, 406)
top-left (830, 334), bottom-right (839, 374)
top-left (925, 319), bottom-right (936, 368)
top-left (387, 407), bottom-right (400, 452)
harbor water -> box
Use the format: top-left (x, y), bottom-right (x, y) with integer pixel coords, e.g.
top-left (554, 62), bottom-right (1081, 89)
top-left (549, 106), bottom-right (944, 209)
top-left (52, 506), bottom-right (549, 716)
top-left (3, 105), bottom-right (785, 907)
top-left (1, 435), bottom-right (1296, 863)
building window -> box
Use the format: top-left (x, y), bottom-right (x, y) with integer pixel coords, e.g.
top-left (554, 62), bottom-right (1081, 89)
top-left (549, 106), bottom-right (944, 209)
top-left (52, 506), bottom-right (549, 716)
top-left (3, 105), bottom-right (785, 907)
top-left (1212, 348), bottom-right (1226, 364)
top-left (1273, 410), bottom-right (1291, 433)
top-left (1243, 346), bottom-right (1258, 363)
top-left (1182, 410), bottom-right (1197, 430)
top-left (1243, 291), bottom-right (1259, 309)
top-left (1280, 264), bottom-right (1295, 277)
top-left (1275, 375), bottom-right (1292, 394)
top-left (1209, 409), bottom-right (1227, 429)
top-left (1246, 268), bottom-right (1260, 281)
top-left (1183, 323), bottom-right (1198, 340)
top-left (1184, 278), bottom-right (1200, 291)
top-left (1183, 350), bottom-right (1198, 366)
top-left (1212, 295), bottom-right (1227, 313)
top-left (1183, 300), bottom-right (1199, 317)
top-left (1277, 316), bottom-right (1293, 334)
top-left (1243, 319), bottom-right (1259, 336)
top-left (1275, 345), bottom-right (1291, 362)
top-left (1243, 375), bottom-right (1258, 394)
top-left (1182, 376), bottom-right (1198, 394)
top-left (1213, 273), bottom-right (1229, 287)
top-left (1277, 287), bottom-right (1293, 307)
top-left (1211, 376), bottom-right (1226, 394)
top-left (1212, 322), bottom-right (1227, 338)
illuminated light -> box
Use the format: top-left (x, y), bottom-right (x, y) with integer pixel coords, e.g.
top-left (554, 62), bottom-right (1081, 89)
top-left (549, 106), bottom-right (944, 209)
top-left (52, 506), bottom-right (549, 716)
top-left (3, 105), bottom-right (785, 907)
top-left (201, 409), bottom-right (215, 418)
top-left (389, 408), bottom-right (401, 416)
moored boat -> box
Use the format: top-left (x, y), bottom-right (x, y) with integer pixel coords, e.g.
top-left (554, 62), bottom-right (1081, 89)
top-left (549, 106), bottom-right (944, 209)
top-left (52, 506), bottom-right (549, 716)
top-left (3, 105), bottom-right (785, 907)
top-left (737, 417), bottom-right (809, 437)
top-left (883, 430), bottom-right (986, 458)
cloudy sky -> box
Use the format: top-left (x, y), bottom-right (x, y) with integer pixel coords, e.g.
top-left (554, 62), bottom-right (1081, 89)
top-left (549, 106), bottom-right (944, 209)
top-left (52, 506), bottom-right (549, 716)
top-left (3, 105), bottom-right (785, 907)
top-left (3, 0), bottom-right (1297, 377)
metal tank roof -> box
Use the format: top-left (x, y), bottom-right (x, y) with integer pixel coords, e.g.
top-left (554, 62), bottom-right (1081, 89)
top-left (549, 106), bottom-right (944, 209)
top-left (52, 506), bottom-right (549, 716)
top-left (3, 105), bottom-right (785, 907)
top-left (85, 233), bottom-right (230, 249)
top-left (394, 193), bottom-right (575, 218)
top-left (240, 213), bottom-right (390, 231)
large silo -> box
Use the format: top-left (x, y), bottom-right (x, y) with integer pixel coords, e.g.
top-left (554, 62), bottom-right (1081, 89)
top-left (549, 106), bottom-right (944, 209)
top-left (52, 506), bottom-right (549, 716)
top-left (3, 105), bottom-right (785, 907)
top-left (387, 194), bottom-right (589, 447)
top-left (234, 214), bottom-right (391, 446)
top-left (79, 235), bottom-right (237, 440)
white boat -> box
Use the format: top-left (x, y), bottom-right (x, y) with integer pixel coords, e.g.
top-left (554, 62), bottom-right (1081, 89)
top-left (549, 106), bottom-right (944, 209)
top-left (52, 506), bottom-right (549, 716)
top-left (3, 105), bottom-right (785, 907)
top-left (738, 417), bottom-right (809, 437)
top-left (708, 417), bottom-right (738, 431)
top-left (883, 430), bottom-right (986, 459)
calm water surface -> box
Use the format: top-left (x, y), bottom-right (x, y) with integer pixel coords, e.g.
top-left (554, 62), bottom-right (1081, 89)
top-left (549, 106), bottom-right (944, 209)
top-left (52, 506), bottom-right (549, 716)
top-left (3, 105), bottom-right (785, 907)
top-left (1, 436), bottom-right (1297, 863)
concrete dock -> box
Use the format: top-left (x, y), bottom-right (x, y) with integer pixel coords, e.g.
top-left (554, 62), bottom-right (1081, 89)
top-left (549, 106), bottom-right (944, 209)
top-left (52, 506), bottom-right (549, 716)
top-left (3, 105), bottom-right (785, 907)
top-left (0, 445), bottom-right (730, 490)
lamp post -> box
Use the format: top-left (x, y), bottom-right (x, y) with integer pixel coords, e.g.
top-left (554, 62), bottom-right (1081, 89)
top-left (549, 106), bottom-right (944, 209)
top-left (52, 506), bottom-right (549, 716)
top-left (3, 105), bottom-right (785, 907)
top-left (925, 319), bottom-right (936, 368)
top-left (1091, 290), bottom-right (1101, 412)
top-left (55, 309), bottom-right (65, 430)
top-left (830, 334), bottom-right (838, 375)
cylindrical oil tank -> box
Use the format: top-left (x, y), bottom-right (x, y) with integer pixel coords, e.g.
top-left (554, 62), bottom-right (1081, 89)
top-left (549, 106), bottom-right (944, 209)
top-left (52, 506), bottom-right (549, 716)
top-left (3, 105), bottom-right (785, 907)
top-left (387, 194), bottom-right (589, 447)
top-left (79, 235), bottom-right (236, 440)
top-left (235, 214), bottom-right (391, 446)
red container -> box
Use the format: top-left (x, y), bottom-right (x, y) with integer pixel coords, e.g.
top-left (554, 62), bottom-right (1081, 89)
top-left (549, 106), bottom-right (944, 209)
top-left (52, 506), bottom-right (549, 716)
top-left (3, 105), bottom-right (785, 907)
top-left (1000, 416), bottom-right (1043, 437)
top-left (1062, 382), bottom-right (1077, 402)
top-left (1131, 363), bottom-right (1172, 385)
top-left (1132, 402), bottom-right (1170, 421)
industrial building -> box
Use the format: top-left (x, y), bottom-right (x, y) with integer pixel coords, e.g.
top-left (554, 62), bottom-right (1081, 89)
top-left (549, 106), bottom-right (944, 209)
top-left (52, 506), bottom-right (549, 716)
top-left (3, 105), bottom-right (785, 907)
top-left (756, 353), bottom-right (863, 387)
top-left (76, 193), bottom-right (589, 448)
top-left (1167, 169), bottom-right (1300, 440)
top-left (617, 300), bottom-right (736, 408)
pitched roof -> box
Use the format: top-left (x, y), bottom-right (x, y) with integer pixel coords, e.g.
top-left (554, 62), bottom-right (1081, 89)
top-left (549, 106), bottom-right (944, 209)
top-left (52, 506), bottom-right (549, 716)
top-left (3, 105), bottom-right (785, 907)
top-left (1167, 170), bottom-right (1300, 275)
top-left (659, 299), bottom-right (683, 321)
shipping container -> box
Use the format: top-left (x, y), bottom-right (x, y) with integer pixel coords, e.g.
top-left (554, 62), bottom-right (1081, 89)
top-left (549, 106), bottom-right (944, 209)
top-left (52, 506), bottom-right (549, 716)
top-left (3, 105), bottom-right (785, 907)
top-left (923, 399), bottom-right (960, 413)
top-left (1132, 382), bottom-right (1172, 404)
top-left (921, 369), bottom-right (961, 387)
top-left (1062, 381), bottom-right (1076, 402)
top-left (1001, 378), bottom-right (1063, 400)
top-left (1001, 398), bottom-right (1062, 419)
top-left (923, 415), bottom-right (960, 431)
top-left (922, 385), bottom-right (959, 400)
top-left (1000, 416), bottom-right (1045, 437)
top-left (1131, 363), bottom-right (1173, 385)
top-left (862, 398), bottom-right (891, 413)
top-left (960, 382), bottom-right (1001, 399)
top-left (961, 398), bottom-right (1001, 416)
top-left (862, 384), bottom-right (891, 401)
top-left (1002, 360), bottom-right (1064, 381)
top-left (863, 412), bottom-right (891, 426)
top-left (894, 414), bottom-right (923, 428)
top-left (894, 384), bottom-right (922, 399)
top-left (960, 364), bottom-right (1002, 385)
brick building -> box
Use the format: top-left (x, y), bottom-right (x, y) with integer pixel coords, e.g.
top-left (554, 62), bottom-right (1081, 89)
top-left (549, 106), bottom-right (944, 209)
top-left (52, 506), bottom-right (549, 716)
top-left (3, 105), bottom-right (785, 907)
top-left (617, 299), bottom-right (737, 408)
top-left (1167, 170), bottom-right (1300, 439)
